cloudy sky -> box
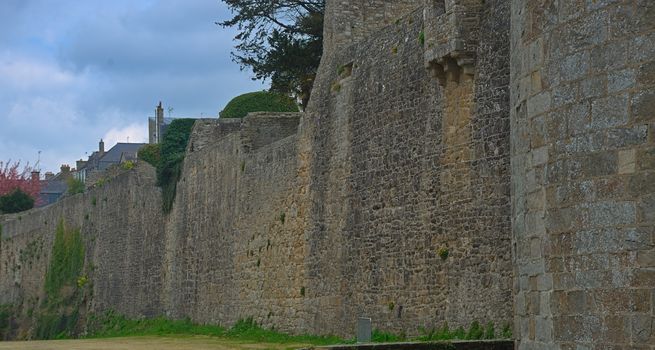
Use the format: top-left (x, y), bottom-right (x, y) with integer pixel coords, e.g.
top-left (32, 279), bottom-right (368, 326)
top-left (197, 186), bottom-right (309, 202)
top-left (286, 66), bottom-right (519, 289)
top-left (0, 0), bottom-right (265, 173)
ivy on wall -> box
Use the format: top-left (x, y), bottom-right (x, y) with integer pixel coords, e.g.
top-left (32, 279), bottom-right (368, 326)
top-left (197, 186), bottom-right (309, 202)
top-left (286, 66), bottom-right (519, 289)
top-left (35, 219), bottom-right (88, 339)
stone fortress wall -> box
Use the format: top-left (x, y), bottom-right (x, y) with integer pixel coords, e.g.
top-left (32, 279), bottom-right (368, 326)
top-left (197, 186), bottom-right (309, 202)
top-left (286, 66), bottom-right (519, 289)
top-left (1, 0), bottom-right (653, 347)
top-left (511, 0), bottom-right (655, 348)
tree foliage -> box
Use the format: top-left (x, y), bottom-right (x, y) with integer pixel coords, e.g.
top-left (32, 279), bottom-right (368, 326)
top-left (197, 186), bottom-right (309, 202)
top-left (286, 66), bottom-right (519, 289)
top-left (0, 188), bottom-right (35, 214)
top-left (0, 160), bottom-right (41, 201)
top-left (220, 91), bottom-right (298, 119)
top-left (219, 0), bottom-right (324, 109)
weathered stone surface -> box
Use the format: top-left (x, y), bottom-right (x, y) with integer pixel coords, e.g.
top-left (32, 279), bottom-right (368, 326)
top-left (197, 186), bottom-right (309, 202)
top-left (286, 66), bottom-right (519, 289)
top-left (1, 1), bottom-right (653, 348)
top-left (512, 0), bottom-right (655, 348)
top-left (0, 0), bottom-right (514, 340)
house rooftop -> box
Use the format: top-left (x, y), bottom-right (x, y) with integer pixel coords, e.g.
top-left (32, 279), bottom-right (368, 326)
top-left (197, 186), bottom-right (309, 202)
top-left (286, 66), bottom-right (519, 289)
top-left (99, 143), bottom-right (146, 164)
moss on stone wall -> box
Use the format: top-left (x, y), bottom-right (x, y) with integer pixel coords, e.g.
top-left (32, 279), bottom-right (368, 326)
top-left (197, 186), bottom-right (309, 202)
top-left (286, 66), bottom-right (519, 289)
top-left (35, 219), bottom-right (88, 339)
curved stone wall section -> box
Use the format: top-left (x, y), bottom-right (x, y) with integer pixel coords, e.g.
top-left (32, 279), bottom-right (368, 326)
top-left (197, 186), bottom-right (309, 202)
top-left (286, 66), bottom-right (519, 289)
top-left (511, 0), bottom-right (655, 347)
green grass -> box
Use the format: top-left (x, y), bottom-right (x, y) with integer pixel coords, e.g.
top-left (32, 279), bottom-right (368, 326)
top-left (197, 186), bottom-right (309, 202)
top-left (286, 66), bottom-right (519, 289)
top-left (86, 313), bottom-right (347, 346)
top-left (416, 321), bottom-right (512, 341)
top-left (84, 312), bottom-right (512, 346)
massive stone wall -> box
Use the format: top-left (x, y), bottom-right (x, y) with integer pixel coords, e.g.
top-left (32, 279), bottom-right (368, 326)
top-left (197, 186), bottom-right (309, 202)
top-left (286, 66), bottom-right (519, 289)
top-left (162, 114), bottom-right (308, 332)
top-left (0, 165), bottom-right (165, 333)
top-left (0, 0), bottom-right (516, 340)
top-left (511, 0), bottom-right (655, 348)
top-left (302, 0), bottom-right (513, 334)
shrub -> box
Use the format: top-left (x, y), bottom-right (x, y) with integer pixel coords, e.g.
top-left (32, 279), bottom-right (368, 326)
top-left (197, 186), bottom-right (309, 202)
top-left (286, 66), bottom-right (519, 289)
top-left (67, 178), bottom-right (85, 195)
top-left (0, 188), bottom-right (34, 214)
top-left (138, 144), bottom-right (161, 168)
top-left (219, 91), bottom-right (298, 119)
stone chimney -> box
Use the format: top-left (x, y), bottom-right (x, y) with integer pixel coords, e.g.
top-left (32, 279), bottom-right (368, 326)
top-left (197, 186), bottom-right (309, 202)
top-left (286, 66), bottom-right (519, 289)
top-left (156, 101), bottom-right (164, 143)
top-left (31, 171), bottom-right (40, 181)
top-left (76, 159), bottom-right (87, 170)
top-left (60, 164), bottom-right (71, 174)
top-left (99, 139), bottom-right (105, 155)
top-left (45, 172), bottom-right (54, 180)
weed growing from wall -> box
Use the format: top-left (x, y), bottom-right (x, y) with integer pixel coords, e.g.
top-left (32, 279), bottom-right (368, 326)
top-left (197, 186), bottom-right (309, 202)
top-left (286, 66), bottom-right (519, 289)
top-left (121, 161), bottom-right (135, 170)
top-left (438, 247), bottom-right (449, 260)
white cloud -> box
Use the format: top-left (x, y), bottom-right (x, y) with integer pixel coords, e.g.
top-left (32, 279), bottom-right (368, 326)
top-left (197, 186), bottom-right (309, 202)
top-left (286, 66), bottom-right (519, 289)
top-left (7, 96), bottom-right (80, 129)
top-left (102, 123), bottom-right (148, 149)
top-left (0, 0), bottom-right (265, 174)
top-left (0, 54), bottom-right (77, 90)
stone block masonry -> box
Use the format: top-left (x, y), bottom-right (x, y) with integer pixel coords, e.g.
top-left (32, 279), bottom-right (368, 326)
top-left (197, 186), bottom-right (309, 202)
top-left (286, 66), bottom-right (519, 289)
top-left (511, 0), bottom-right (655, 348)
top-left (302, 0), bottom-right (513, 335)
top-left (0, 165), bottom-right (165, 322)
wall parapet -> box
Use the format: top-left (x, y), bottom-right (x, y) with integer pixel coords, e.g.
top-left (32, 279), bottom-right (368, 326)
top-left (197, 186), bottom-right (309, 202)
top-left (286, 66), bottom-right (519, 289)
top-left (424, 0), bottom-right (483, 83)
top-left (188, 113), bottom-right (301, 154)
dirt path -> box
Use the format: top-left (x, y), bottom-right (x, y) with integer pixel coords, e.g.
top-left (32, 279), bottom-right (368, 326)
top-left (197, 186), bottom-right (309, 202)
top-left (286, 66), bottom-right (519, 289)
top-left (0, 336), bottom-right (310, 350)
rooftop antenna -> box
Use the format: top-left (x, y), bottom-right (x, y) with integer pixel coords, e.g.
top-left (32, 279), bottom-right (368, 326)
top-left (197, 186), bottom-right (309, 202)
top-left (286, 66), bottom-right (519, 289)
top-left (35, 150), bottom-right (41, 171)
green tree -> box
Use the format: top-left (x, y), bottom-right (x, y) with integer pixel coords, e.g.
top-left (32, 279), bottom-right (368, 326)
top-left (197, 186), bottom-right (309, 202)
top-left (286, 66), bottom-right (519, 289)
top-left (220, 91), bottom-right (298, 119)
top-left (0, 188), bottom-right (35, 214)
top-left (218, 0), bottom-right (324, 109)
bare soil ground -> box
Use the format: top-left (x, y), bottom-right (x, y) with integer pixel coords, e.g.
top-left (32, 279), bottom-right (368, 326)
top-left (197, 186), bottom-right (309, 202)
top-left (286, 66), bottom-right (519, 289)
top-left (0, 336), bottom-right (309, 350)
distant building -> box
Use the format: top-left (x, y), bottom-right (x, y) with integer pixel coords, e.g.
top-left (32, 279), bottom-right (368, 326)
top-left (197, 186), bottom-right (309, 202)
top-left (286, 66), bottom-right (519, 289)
top-left (76, 140), bottom-right (146, 184)
top-left (148, 102), bottom-right (174, 144)
top-left (148, 101), bottom-right (200, 144)
top-left (37, 165), bottom-right (73, 207)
